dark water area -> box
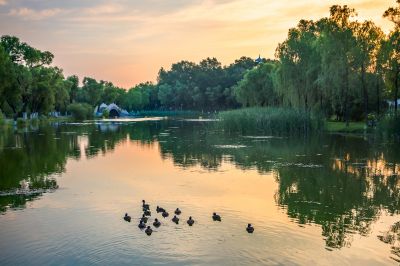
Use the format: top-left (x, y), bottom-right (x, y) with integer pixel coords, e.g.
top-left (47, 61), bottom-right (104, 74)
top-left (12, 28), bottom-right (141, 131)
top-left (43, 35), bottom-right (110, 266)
top-left (0, 118), bottom-right (399, 265)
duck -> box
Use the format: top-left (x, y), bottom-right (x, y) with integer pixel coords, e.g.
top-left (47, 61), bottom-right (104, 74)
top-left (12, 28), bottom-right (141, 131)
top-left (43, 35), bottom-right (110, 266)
top-left (156, 206), bottom-right (166, 213)
top-left (172, 215), bottom-right (179, 224)
top-left (145, 226), bottom-right (153, 236)
top-left (140, 214), bottom-right (148, 223)
top-left (212, 212), bottom-right (221, 221)
top-left (153, 218), bottom-right (161, 227)
top-left (246, 224), bottom-right (254, 233)
top-left (138, 220), bottom-right (146, 229)
top-left (143, 209), bottom-right (151, 216)
top-left (162, 211), bottom-right (169, 218)
top-left (123, 213), bottom-right (131, 222)
top-left (142, 200), bottom-right (150, 210)
top-left (187, 216), bottom-right (194, 226)
top-left (174, 208), bottom-right (182, 215)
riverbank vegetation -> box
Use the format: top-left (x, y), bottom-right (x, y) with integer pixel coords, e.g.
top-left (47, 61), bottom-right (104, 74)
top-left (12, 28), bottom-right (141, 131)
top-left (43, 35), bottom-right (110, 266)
top-left (0, 2), bottom-right (399, 133)
top-left (218, 107), bottom-right (324, 135)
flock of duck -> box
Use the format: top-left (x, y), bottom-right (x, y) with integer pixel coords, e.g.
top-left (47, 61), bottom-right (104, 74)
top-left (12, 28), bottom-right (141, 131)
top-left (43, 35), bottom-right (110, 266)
top-left (123, 200), bottom-right (255, 236)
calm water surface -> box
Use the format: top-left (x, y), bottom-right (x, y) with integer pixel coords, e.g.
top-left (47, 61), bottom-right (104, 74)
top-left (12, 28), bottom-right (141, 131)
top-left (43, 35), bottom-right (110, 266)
top-left (0, 118), bottom-right (399, 265)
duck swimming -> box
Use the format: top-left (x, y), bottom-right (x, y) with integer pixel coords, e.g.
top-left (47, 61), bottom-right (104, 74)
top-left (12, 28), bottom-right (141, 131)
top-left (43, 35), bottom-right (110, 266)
top-left (156, 206), bottom-right (165, 213)
top-left (187, 216), bottom-right (194, 226)
top-left (162, 211), bottom-right (169, 218)
top-left (143, 209), bottom-right (151, 216)
top-left (145, 226), bottom-right (153, 236)
top-left (140, 214), bottom-right (148, 223)
top-left (174, 208), bottom-right (182, 215)
top-left (123, 213), bottom-right (131, 222)
top-left (172, 215), bottom-right (179, 224)
top-left (212, 212), bottom-right (221, 221)
top-left (153, 218), bottom-right (161, 227)
top-left (142, 200), bottom-right (150, 210)
top-left (246, 224), bottom-right (254, 233)
top-left (138, 220), bottom-right (146, 229)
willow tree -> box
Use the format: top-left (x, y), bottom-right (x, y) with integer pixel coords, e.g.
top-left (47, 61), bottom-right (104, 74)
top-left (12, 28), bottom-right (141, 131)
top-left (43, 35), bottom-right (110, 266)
top-left (275, 20), bottom-right (321, 111)
top-left (383, 0), bottom-right (400, 114)
top-left (319, 5), bottom-right (358, 123)
top-left (352, 20), bottom-right (384, 120)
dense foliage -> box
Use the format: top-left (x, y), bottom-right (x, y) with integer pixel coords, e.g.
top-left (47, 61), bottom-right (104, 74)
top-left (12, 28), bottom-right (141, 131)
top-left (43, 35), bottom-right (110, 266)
top-left (66, 103), bottom-right (93, 121)
top-left (0, 2), bottom-right (399, 122)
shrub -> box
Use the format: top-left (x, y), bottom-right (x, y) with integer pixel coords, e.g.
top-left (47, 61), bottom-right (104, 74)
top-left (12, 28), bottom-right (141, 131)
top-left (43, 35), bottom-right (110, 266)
top-left (102, 109), bottom-right (109, 118)
top-left (67, 103), bottom-right (93, 121)
top-left (16, 117), bottom-right (28, 127)
top-left (218, 107), bottom-right (324, 135)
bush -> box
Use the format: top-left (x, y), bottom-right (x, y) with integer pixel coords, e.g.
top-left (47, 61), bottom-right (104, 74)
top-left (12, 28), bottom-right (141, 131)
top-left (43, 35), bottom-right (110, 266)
top-left (218, 107), bottom-right (324, 135)
top-left (102, 109), bottom-right (109, 118)
top-left (16, 117), bottom-right (28, 127)
top-left (67, 103), bottom-right (93, 121)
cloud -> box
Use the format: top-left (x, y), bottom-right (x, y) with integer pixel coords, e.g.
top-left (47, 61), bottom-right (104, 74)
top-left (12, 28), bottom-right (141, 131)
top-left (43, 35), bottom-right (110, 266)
top-left (8, 7), bottom-right (62, 20)
top-left (83, 3), bottom-right (123, 15)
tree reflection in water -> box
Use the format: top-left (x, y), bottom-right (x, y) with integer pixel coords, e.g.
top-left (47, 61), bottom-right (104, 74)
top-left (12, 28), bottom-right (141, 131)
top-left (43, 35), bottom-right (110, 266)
top-left (0, 119), bottom-right (399, 254)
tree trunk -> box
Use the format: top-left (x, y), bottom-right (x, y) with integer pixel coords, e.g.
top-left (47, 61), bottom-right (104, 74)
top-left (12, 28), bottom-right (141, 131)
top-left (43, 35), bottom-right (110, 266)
top-left (376, 75), bottom-right (380, 115)
top-left (395, 67), bottom-right (399, 115)
top-left (361, 64), bottom-right (368, 122)
top-left (344, 64), bottom-right (350, 126)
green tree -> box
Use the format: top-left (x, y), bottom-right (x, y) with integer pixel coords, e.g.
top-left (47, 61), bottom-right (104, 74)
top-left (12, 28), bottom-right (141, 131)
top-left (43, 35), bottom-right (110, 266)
top-left (235, 63), bottom-right (279, 107)
top-left (67, 75), bottom-right (79, 104)
top-left (81, 77), bottom-right (103, 106)
top-left (353, 20), bottom-right (384, 120)
top-left (382, 1), bottom-right (400, 114)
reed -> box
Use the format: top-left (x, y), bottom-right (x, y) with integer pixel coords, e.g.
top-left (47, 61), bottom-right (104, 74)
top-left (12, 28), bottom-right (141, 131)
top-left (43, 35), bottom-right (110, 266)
top-left (218, 107), bottom-right (323, 135)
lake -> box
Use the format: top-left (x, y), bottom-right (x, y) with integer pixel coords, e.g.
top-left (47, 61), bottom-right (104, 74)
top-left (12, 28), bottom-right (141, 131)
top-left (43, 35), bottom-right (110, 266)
top-left (0, 118), bottom-right (399, 265)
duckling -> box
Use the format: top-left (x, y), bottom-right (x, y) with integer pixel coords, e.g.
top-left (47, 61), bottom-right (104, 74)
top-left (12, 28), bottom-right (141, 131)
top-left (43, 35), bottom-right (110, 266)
top-left (162, 211), bottom-right (169, 218)
top-left (142, 200), bottom-right (150, 210)
top-left (143, 209), bottom-right (151, 216)
top-left (138, 220), bottom-right (146, 229)
top-left (172, 215), bottom-right (179, 224)
top-left (174, 208), bottom-right (182, 215)
top-left (246, 224), bottom-right (254, 233)
top-left (156, 206), bottom-right (165, 213)
top-left (123, 213), bottom-right (131, 222)
top-left (212, 212), bottom-right (221, 221)
top-left (187, 216), bottom-right (194, 226)
top-left (145, 226), bottom-right (153, 236)
top-left (153, 218), bottom-right (161, 227)
top-left (140, 214), bottom-right (148, 223)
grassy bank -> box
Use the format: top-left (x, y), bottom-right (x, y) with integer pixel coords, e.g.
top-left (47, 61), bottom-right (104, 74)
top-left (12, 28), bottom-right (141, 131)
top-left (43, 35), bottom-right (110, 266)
top-left (137, 110), bottom-right (200, 117)
top-left (0, 116), bottom-right (72, 130)
top-left (324, 121), bottom-right (366, 133)
top-left (218, 107), bottom-right (323, 135)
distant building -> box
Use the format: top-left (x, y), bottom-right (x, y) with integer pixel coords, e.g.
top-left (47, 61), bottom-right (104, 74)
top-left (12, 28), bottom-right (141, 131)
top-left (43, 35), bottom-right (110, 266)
top-left (255, 55), bottom-right (264, 64)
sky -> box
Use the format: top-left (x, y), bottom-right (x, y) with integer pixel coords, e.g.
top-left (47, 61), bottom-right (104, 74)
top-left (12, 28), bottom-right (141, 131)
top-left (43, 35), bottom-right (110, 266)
top-left (0, 0), bottom-right (396, 88)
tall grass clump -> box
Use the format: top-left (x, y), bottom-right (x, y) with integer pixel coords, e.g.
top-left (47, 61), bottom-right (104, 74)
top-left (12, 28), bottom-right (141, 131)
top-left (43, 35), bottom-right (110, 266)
top-left (377, 114), bottom-right (400, 140)
top-left (218, 107), bottom-right (324, 135)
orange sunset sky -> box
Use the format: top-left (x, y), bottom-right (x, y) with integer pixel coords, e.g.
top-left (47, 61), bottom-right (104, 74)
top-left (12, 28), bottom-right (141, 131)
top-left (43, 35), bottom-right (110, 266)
top-left (0, 0), bottom-right (396, 89)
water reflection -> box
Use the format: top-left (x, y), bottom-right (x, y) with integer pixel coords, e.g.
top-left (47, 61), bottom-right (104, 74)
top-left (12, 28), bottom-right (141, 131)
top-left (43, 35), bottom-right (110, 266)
top-left (0, 119), bottom-right (399, 256)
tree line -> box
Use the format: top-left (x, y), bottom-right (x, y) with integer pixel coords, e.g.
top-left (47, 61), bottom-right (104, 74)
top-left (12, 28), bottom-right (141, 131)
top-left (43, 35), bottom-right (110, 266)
top-left (0, 2), bottom-right (399, 121)
top-left (236, 3), bottom-right (400, 122)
